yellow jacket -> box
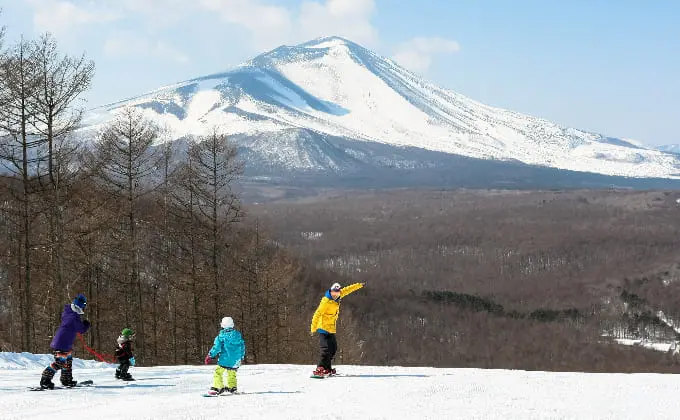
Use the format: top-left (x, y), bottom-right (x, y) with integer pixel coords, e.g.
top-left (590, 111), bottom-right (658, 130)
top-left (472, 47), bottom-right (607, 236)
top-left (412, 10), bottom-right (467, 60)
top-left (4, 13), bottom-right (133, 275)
top-left (310, 283), bottom-right (364, 334)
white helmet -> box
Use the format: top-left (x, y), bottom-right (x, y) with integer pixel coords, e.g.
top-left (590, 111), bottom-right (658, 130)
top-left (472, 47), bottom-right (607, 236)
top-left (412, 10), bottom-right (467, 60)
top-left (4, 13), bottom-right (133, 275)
top-left (221, 317), bottom-right (234, 329)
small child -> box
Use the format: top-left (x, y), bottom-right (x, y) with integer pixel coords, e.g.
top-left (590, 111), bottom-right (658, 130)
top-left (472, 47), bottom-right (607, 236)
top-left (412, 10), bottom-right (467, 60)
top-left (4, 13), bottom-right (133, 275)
top-left (40, 294), bottom-right (90, 389)
top-left (204, 317), bottom-right (246, 395)
top-left (114, 328), bottom-right (136, 381)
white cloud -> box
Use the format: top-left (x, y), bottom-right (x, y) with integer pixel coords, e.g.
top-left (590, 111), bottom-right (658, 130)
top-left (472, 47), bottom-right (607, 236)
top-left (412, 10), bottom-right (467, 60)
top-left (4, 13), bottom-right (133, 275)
top-left (198, 0), bottom-right (293, 49)
top-left (23, 0), bottom-right (190, 61)
top-left (393, 36), bottom-right (461, 73)
top-left (25, 0), bottom-right (118, 35)
top-left (196, 0), bottom-right (377, 50)
top-left (118, 0), bottom-right (192, 27)
top-left (104, 32), bottom-right (189, 64)
top-left (298, 0), bottom-right (377, 46)
top-left (22, 0), bottom-right (381, 61)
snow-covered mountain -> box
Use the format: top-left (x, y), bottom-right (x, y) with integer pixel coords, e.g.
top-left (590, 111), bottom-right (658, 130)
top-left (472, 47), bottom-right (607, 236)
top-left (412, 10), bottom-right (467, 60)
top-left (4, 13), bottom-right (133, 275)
top-left (85, 36), bottom-right (680, 184)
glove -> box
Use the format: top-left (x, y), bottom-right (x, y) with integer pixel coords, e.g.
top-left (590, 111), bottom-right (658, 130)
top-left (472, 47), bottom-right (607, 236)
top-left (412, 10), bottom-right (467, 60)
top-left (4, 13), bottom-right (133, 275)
top-left (204, 355), bottom-right (213, 365)
top-left (129, 357), bottom-right (135, 366)
top-left (83, 320), bottom-right (91, 328)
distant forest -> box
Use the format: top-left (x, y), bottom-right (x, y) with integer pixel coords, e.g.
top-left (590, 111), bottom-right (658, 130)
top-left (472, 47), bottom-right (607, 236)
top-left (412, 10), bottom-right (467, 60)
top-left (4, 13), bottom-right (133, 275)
top-left (252, 189), bottom-right (680, 372)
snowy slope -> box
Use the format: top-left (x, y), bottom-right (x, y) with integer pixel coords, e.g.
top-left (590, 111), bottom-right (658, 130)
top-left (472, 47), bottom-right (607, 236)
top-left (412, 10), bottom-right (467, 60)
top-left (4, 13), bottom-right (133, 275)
top-left (658, 144), bottom-right (680, 155)
top-left (0, 352), bottom-right (112, 370)
top-left (2, 353), bottom-right (680, 419)
top-left (85, 36), bottom-right (680, 179)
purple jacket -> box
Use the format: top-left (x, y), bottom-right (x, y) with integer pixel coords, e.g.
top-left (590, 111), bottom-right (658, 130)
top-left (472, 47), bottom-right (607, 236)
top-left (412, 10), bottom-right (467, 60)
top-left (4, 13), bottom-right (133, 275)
top-left (50, 304), bottom-right (90, 351)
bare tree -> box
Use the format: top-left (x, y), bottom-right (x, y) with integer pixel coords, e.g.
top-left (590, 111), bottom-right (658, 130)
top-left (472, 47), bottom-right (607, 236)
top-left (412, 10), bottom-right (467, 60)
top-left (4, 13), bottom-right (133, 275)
top-left (147, 132), bottom-right (178, 361)
top-left (168, 149), bottom-right (206, 360)
top-left (88, 107), bottom-right (162, 361)
top-left (29, 33), bottom-right (94, 312)
top-left (189, 129), bottom-right (243, 318)
top-left (0, 37), bottom-right (41, 350)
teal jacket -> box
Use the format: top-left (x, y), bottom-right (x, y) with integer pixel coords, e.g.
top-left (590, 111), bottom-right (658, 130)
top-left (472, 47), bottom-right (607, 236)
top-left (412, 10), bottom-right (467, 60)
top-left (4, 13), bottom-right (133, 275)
top-left (208, 328), bottom-right (246, 369)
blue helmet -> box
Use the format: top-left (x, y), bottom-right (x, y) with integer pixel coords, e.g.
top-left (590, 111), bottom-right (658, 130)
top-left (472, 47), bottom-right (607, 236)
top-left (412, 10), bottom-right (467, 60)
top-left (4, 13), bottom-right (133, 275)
top-left (73, 294), bottom-right (87, 310)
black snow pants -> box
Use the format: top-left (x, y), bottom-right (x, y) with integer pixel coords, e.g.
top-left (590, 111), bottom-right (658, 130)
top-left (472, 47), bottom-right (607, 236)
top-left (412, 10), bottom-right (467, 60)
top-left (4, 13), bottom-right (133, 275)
top-left (318, 333), bottom-right (337, 370)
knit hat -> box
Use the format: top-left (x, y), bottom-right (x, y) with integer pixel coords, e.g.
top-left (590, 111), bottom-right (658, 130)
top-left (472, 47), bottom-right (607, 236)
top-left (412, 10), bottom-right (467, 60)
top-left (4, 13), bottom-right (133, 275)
top-left (221, 317), bottom-right (234, 329)
top-left (331, 283), bottom-right (342, 292)
top-left (121, 328), bottom-right (134, 337)
top-left (73, 294), bottom-right (87, 310)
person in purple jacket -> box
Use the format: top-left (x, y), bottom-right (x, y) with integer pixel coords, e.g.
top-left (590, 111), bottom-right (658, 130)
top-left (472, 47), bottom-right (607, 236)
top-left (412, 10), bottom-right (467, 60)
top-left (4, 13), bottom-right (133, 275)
top-left (39, 294), bottom-right (91, 389)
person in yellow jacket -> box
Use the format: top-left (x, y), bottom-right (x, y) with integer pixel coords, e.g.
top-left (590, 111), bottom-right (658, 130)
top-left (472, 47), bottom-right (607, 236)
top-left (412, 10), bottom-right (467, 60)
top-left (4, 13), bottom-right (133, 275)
top-left (310, 282), bottom-right (364, 377)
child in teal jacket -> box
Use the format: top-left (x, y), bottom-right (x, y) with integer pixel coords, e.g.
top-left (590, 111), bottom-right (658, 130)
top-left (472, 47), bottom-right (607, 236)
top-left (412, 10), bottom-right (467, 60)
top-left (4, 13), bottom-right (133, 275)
top-left (204, 317), bottom-right (246, 395)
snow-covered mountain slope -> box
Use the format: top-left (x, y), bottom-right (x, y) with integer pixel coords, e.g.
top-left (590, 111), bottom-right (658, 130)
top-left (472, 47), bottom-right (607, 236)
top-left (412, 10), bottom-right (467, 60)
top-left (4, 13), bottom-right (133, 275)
top-left (85, 36), bottom-right (680, 180)
top-left (2, 353), bottom-right (680, 419)
top-left (658, 144), bottom-right (680, 155)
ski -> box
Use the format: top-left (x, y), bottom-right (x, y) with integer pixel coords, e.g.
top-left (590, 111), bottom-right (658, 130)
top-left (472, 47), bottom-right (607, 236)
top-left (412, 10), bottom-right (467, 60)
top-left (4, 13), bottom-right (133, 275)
top-left (28, 380), bottom-right (94, 391)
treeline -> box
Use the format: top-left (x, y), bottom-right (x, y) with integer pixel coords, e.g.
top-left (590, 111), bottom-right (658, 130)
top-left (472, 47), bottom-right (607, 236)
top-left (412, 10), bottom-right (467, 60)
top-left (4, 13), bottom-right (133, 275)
top-left (422, 290), bottom-right (589, 324)
top-left (0, 22), bottom-right (314, 366)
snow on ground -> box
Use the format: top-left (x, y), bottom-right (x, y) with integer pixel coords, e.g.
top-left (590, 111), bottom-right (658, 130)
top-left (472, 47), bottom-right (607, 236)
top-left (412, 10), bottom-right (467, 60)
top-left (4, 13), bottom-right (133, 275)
top-left (0, 352), bottom-right (112, 370)
top-left (1, 353), bottom-right (680, 419)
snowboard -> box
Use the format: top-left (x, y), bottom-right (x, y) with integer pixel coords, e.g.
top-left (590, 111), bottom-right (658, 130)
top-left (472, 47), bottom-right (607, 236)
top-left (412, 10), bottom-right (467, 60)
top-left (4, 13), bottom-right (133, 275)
top-left (202, 391), bottom-right (238, 397)
top-left (28, 380), bottom-right (94, 391)
top-left (310, 372), bottom-right (340, 379)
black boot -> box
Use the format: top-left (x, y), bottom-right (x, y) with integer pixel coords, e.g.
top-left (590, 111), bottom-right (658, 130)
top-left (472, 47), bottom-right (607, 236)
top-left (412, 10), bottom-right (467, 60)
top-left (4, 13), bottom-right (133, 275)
top-left (40, 376), bottom-right (55, 389)
top-left (116, 361), bottom-right (133, 380)
top-left (40, 367), bottom-right (56, 389)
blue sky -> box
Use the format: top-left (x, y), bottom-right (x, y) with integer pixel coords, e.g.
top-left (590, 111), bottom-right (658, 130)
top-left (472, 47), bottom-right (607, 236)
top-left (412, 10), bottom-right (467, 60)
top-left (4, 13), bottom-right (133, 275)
top-left (1, 0), bottom-right (678, 145)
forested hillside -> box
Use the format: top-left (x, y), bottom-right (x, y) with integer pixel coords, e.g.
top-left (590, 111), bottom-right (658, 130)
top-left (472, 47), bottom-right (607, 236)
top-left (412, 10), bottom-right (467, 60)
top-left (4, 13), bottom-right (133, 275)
top-left (252, 189), bottom-right (680, 372)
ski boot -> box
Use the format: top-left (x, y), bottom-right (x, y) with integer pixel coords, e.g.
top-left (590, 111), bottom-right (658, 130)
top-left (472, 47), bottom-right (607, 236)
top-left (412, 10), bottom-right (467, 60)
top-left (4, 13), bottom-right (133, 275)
top-left (311, 366), bottom-right (330, 378)
top-left (39, 377), bottom-right (55, 390)
top-left (207, 387), bottom-right (224, 396)
top-left (61, 379), bottom-right (77, 388)
top-left (223, 387), bottom-right (237, 394)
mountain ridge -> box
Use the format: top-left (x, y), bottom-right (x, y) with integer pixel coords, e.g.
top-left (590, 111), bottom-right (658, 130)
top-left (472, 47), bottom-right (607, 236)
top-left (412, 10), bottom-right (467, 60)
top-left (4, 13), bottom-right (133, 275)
top-left (83, 36), bottom-right (680, 185)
